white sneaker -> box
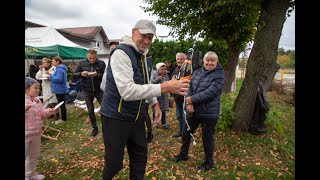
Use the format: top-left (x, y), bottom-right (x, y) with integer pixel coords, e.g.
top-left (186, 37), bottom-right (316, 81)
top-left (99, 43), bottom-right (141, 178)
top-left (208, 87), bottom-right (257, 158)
top-left (29, 174), bottom-right (45, 180)
top-left (55, 119), bottom-right (65, 124)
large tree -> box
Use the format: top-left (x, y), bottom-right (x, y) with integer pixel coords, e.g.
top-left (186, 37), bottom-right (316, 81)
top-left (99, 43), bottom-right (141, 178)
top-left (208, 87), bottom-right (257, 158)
top-left (232, 0), bottom-right (294, 131)
top-left (142, 0), bottom-right (260, 93)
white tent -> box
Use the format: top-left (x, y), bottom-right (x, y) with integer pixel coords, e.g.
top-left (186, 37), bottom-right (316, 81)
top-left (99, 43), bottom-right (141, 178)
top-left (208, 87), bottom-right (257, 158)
top-left (25, 26), bottom-right (88, 60)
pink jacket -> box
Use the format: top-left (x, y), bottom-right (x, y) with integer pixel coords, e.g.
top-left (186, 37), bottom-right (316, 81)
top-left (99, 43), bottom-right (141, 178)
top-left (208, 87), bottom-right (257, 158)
top-left (25, 95), bottom-right (52, 137)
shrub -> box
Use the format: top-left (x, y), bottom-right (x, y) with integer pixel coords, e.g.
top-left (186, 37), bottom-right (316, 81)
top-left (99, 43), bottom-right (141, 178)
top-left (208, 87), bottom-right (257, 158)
top-left (268, 80), bottom-right (286, 94)
top-left (265, 108), bottom-right (283, 134)
top-left (216, 94), bottom-right (236, 132)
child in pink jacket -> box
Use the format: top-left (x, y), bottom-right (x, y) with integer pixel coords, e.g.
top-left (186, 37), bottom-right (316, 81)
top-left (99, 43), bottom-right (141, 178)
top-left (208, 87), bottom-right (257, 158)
top-left (25, 77), bottom-right (55, 180)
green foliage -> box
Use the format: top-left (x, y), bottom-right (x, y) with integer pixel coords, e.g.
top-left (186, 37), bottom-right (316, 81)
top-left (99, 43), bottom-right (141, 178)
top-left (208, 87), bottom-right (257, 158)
top-left (277, 48), bottom-right (295, 68)
top-left (216, 93), bottom-right (236, 132)
top-left (149, 39), bottom-right (229, 68)
top-left (236, 78), bottom-right (243, 93)
top-left (142, 0), bottom-right (260, 50)
top-left (265, 107), bottom-right (284, 133)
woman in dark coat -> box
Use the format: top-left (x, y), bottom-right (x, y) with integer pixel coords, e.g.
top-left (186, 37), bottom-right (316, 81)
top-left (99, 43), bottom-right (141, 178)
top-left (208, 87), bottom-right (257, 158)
top-left (171, 51), bottom-right (225, 172)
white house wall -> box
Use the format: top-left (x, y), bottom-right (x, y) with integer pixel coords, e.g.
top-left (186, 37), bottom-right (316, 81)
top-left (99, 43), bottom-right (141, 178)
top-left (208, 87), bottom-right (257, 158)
top-left (62, 33), bottom-right (109, 61)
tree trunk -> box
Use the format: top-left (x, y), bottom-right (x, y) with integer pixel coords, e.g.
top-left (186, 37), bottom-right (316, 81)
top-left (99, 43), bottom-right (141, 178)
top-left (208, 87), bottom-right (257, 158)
top-left (232, 0), bottom-right (290, 131)
top-left (222, 44), bottom-right (241, 93)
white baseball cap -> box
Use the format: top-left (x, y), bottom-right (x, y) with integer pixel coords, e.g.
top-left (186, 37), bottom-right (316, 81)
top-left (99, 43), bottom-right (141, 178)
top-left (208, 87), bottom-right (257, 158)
top-left (156, 62), bottom-right (166, 70)
top-left (133, 19), bottom-right (156, 35)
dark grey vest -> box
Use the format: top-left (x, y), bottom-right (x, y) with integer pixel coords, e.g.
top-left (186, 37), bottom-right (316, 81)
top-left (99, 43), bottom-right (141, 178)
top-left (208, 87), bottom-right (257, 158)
top-left (100, 44), bottom-right (152, 121)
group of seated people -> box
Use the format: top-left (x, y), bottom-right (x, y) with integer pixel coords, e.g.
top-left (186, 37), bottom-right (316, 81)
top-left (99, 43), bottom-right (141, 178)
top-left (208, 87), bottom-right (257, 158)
top-left (64, 78), bottom-right (84, 104)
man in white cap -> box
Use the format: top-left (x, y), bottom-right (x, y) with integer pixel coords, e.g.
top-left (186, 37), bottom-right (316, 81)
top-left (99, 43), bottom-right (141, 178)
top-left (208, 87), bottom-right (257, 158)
top-left (100, 19), bottom-right (190, 179)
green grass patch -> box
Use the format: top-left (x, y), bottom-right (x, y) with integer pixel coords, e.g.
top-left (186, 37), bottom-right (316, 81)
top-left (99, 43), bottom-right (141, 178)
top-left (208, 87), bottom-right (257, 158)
top-left (37, 86), bottom-right (294, 179)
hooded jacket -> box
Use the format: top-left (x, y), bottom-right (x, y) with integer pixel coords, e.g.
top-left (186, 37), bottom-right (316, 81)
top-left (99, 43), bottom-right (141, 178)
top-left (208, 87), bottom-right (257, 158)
top-left (50, 64), bottom-right (68, 94)
top-left (100, 35), bottom-right (160, 121)
top-left (151, 70), bottom-right (170, 112)
top-left (25, 96), bottom-right (52, 137)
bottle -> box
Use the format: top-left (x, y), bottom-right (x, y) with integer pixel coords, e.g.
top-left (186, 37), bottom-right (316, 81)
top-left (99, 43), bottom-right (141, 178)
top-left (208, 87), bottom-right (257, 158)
top-left (178, 60), bottom-right (193, 80)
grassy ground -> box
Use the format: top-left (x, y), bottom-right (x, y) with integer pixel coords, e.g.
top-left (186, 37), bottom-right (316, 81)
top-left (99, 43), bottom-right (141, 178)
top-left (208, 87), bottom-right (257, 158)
top-left (37, 82), bottom-right (295, 180)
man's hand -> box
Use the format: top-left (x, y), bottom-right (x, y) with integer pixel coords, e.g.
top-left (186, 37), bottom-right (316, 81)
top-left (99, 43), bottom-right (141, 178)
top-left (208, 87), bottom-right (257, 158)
top-left (186, 104), bottom-right (194, 113)
top-left (81, 71), bottom-right (89, 77)
top-left (185, 96), bottom-right (192, 105)
top-left (88, 71), bottom-right (97, 77)
top-left (160, 77), bottom-right (190, 96)
top-left (152, 105), bottom-right (162, 126)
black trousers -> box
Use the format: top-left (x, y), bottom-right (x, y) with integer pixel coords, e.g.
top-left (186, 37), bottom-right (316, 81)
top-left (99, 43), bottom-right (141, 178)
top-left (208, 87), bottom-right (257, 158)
top-left (180, 116), bottom-right (217, 164)
top-left (141, 104), bottom-right (152, 133)
top-left (83, 91), bottom-right (103, 129)
top-left (55, 94), bottom-right (67, 121)
top-left (101, 115), bottom-right (147, 180)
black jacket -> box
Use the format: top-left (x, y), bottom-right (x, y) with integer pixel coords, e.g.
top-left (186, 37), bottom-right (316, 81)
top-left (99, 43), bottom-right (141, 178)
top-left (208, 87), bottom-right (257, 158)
top-left (188, 63), bottom-right (225, 120)
top-left (73, 59), bottom-right (106, 93)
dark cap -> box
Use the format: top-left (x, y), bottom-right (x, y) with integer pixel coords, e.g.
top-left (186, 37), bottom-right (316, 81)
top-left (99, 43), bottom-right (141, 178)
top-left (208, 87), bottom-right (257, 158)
top-left (25, 77), bottom-right (39, 90)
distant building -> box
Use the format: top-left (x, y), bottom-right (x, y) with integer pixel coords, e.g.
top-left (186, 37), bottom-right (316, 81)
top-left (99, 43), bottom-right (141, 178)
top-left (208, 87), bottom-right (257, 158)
top-left (25, 20), bottom-right (117, 61)
top-left (25, 20), bottom-right (45, 29)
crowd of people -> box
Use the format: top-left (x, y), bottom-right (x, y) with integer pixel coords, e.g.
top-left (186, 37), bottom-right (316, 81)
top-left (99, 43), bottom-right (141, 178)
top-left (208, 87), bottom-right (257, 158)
top-left (25, 19), bottom-right (224, 180)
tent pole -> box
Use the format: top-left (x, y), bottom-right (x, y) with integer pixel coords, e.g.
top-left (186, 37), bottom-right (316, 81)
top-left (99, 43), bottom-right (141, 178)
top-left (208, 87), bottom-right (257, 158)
top-left (26, 57), bottom-right (30, 76)
top-left (56, 45), bottom-right (60, 57)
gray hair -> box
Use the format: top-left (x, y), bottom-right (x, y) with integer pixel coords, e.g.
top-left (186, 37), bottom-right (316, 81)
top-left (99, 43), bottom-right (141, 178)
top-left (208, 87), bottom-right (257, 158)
top-left (203, 51), bottom-right (218, 61)
top-left (175, 52), bottom-right (187, 60)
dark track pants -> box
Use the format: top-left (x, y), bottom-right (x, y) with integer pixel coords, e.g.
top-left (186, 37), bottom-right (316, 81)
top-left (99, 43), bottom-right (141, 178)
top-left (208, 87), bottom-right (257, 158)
top-left (83, 91), bottom-right (103, 129)
top-left (101, 115), bottom-right (147, 180)
top-left (180, 116), bottom-right (217, 164)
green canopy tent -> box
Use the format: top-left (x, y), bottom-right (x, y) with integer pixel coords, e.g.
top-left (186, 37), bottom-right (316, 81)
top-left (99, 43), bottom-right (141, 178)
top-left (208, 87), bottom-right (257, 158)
top-left (25, 26), bottom-right (88, 60)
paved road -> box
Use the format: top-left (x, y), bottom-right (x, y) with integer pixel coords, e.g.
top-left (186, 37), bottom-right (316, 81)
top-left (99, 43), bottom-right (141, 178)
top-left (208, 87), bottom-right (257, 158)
top-left (275, 72), bottom-right (295, 84)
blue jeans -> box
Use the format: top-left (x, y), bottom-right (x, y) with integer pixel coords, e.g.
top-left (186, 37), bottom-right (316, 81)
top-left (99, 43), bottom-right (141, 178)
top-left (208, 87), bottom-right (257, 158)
top-left (175, 100), bottom-right (185, 133)
top-left (153, 111), bottom-right (167, 126)
top-left (65, 90), bottom-right (78, 103)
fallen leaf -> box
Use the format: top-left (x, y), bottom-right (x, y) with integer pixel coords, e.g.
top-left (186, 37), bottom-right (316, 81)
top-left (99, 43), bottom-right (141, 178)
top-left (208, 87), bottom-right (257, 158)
top-left (237, 171), bottom-right (244, 177)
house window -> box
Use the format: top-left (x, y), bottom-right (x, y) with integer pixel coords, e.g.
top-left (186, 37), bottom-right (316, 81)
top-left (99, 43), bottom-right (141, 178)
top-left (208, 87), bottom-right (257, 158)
top-left (95, 41), bottom-right (100, 48)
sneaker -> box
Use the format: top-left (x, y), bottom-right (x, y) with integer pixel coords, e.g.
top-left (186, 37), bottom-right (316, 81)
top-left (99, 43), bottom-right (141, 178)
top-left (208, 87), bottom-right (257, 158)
top-left (55, 119), bottom-right (65, 124)
top-left (28, 174), bottom-right (45, 180)
top-left (172, 132), bottom-right (182, 138)
top-left (196, 162), bottom-right (214, 172)
top-left (171, 154), bottom-right (189, 163)
top-left (91, 127), bottom-right (98, 137)
top-left (162, 124), bottom-right (169, 129)
top-left (146, 132), bottom-right (153, 143)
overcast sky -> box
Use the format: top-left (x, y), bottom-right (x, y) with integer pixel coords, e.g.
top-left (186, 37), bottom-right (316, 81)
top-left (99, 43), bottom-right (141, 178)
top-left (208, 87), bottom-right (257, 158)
top-left (25, 0), bottom-right (295, 50)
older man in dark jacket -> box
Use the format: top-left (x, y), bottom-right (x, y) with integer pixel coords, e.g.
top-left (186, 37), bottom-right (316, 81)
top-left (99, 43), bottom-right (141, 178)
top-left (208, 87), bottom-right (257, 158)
top-left (172, 51), bottom-right (225, 172)
top-left (73, 48), bottom-right (106, 137)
